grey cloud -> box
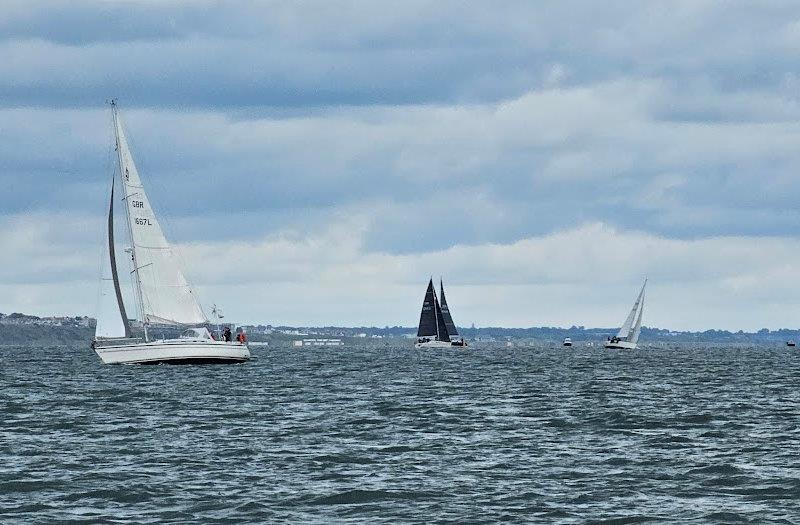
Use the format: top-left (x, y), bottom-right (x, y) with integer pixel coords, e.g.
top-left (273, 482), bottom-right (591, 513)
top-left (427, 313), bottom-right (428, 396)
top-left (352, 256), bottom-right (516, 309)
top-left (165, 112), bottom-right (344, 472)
top-left (1, 1), bottom-right (798, 110)
top-left (2, 0), bottom-right (800, 328)
top-left (5, 70), bottom-right (800, 250)
top-left (0, 0), bottom-right (798, 330)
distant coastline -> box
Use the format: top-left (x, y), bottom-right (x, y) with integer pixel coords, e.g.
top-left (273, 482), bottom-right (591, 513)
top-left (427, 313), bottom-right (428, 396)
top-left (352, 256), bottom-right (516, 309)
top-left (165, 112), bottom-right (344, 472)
top-left (1, 311), bottom-right (798, 345)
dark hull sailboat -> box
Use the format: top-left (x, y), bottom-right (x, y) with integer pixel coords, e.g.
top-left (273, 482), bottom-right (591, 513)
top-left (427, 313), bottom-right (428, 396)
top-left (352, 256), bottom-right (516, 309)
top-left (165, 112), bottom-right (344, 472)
top-left (415, 278), bottom-right (467, 348)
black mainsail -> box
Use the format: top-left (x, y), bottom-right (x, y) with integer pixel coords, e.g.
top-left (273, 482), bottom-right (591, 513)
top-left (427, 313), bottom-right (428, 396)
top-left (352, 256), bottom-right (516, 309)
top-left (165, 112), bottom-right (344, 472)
top-left (417, 278), bottom-right (439, 338)
top-left (439, 279), bottom-right (458, 338)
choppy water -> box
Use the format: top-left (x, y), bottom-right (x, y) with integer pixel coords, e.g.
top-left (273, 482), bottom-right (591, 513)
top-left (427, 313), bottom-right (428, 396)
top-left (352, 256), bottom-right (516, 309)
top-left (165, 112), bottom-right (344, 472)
top-left (2, 342), bottom-right (800, 523)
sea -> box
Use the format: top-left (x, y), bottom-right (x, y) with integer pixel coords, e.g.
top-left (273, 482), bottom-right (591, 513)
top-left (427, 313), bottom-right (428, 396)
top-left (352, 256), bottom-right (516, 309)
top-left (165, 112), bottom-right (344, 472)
top-left (2, 342), bottom-right (799, 524)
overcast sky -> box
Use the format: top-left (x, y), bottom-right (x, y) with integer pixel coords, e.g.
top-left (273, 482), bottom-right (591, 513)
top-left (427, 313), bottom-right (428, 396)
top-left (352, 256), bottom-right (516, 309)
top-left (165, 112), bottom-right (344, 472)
top-left (2, 0), bottom-right (800, 330)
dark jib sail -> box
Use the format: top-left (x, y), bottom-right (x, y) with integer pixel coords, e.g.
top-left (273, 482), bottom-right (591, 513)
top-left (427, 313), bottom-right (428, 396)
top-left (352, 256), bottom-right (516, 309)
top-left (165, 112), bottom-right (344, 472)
top-left (439, 279), bottom-right (458, 337)
top-left (434, 295), bottom-right (451, 342)
top-left (417, 279), bottom-right (439, 338)
top-left (108, 177), bottom-right (131, 338)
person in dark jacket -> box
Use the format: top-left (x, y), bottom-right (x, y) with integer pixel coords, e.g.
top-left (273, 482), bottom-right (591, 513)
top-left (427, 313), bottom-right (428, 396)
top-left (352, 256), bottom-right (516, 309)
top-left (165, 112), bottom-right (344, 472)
top-left (223, 326), bottom-right (232, 342)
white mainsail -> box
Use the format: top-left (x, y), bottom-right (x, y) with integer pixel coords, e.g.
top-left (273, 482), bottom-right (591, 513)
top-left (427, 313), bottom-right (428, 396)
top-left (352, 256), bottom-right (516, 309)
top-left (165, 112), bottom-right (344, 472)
top-left (616, 279), bottom-right (646, 342)
top-left (113, 105), bottom-right (207, 327)
top-left (95, 178), bottom-right (129, 338)
top-left (96, 274), bottom-right (127, 337)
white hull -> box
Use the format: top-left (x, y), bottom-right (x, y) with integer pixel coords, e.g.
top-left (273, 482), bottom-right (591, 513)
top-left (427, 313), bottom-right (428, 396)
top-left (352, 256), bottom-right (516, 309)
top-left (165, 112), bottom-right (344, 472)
top-left (414, 340), bottom-right (467, 349)
top-left (604, 340), bottom-right (638, 350)
top-left (94, 339), bottom-right (250, 364)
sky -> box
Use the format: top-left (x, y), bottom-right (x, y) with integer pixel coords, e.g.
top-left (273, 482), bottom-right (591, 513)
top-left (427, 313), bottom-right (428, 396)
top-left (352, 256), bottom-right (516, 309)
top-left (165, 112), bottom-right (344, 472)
top-left (1, 0), bottom-right (800, 330)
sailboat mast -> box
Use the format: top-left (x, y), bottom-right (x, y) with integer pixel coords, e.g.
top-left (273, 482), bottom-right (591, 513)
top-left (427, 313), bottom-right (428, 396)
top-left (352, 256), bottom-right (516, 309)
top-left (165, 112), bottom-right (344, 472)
top-left (111, 100), bottom-right (149, 342)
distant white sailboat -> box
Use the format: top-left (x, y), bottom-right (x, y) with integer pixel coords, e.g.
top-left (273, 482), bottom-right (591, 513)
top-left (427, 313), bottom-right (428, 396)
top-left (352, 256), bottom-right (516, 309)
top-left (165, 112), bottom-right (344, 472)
top-left (604, 279), bottom-right (647, 350)
top-left (415, 278), bottom-right (467, 348)
top-left (92, 101), bottom-right (249, 364)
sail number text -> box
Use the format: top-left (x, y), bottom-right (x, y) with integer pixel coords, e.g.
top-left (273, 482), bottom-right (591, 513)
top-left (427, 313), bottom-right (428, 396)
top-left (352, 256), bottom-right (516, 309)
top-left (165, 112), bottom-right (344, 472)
top-left (131, 200), bottom-right (151, 225)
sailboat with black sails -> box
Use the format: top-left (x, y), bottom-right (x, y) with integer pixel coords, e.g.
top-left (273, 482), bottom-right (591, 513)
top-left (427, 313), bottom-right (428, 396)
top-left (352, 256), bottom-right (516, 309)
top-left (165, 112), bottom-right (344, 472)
top-left (415, 278), bottom-right (467, 348)
top-left (91, 101), bottom-right (250, 364)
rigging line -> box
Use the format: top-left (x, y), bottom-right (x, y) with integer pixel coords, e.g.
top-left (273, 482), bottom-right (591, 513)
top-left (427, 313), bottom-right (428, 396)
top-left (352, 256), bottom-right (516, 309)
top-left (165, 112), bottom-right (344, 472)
top-left (130, 262), bottom-right (154, 274)
top-left (127, 245), bottom-right (174, 250)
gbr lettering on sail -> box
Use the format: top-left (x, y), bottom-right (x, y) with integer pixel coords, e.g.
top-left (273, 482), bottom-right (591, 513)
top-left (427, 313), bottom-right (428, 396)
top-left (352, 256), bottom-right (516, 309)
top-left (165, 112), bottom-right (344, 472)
top-left (131, 200), bottom-right (152, 226)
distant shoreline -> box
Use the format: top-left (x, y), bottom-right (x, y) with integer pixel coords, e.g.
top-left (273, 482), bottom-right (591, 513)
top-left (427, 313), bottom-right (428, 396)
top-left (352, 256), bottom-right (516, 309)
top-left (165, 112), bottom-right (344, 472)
top-left (2, 318), bottom-right (799, 345)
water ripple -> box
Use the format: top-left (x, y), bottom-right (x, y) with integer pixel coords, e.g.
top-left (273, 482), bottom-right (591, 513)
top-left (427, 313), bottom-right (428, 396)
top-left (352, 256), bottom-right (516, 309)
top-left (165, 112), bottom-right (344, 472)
top-left (1, 343), bottom-right (799, 523)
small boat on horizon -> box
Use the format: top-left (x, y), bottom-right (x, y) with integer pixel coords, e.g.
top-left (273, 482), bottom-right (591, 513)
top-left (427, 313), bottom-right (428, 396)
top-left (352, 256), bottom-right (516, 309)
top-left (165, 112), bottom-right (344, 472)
top-left (415, 278), bottom-right (467, 348)
top-left (92, 101), bottom-right (250, 365)
top-left (563, 337), bottom-right (573, 347)
top-left (605, 279), bottom-right (647, 350)
top-left (787, 340), bottom-right (796, 347)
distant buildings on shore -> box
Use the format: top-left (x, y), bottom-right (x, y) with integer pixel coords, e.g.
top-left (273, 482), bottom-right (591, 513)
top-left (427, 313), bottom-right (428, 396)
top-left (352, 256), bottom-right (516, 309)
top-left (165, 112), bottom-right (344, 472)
top-left (0, 312), bottom-right (94, 328)
top-left (2, 311), bottom-right (800, 344)
top-left (241, 324), bottom-right (392, 338)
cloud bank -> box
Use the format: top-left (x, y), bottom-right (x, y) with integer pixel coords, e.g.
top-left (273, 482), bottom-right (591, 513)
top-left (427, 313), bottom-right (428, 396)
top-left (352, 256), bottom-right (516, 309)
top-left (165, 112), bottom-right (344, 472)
top-left (1, 1), bottom-right (799, 329)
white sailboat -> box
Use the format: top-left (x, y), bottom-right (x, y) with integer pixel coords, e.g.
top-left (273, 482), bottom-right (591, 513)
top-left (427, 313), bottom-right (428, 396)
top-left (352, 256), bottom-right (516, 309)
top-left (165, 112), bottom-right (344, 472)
top-left (92, 101), bottom-right (250, 365)
top-left (604, 279), bottom-right (646, 350)
top-left (414, 278), bottom-right (467, 348)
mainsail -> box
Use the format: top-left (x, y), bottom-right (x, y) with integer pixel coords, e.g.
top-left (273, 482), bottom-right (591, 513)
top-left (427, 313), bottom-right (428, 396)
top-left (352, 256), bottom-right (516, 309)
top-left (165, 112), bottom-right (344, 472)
top-left (616, 280), bottom-right (646, 342)
top-left (95, 177), bottom-right (130, 339)
top-left (417, 279), bottom-right (439, 338)
top-left (440, 279), bottom-right (458, 337)
top-left (112, 103), bottom-right (207, 327)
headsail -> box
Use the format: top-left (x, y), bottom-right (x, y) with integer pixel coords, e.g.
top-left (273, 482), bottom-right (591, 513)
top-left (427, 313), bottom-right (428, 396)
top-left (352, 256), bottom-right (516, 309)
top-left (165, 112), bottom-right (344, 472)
top-left (439, 279), bottom-right (458, 337)
top-left (434, 294), bottom-right (450, 343)
top-left (95, 177), bottom-right (130, 338)
top-left (112, 103), bottom-right (207, 326)
top-left (417, 279), bottom-right (439, 338)
top-left (630, 280), bottom-right (646, 344)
